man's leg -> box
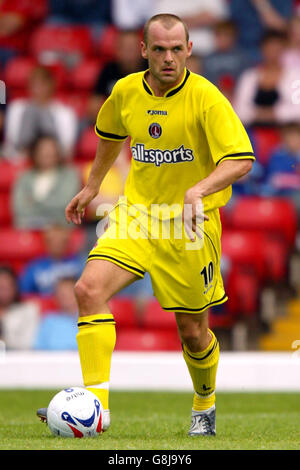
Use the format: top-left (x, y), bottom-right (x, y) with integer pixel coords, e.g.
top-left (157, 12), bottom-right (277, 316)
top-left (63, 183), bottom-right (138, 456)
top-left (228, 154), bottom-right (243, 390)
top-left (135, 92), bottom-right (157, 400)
top-left (75, 259), bottom-right (139, 422)
top-left (175, 310), bottom-right (219, 435)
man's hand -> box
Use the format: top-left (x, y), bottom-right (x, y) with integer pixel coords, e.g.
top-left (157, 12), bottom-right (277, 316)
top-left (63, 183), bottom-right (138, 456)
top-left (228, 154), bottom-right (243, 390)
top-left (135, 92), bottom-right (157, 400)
top-left (65, 187), bottom-right (98, 225)
top-left (183, 186), bottom-right (209, 242)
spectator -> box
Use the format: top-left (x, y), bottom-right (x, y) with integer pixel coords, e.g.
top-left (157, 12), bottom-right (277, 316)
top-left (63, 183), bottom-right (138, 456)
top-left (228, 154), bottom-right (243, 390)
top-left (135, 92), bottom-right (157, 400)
top-left (0, 0), bottom-right (47, 66)
top-left (112, 0), bottom-right (152, 30)
top-left (19, 224), bottom-right (85, 296)
top-left (0, 266), bottom-right (39, 350)
top-left (186, 54), bottom-right (203, 75)
top-left (230, 0), bottom-right (293, 62)
top-left (152, 0), bottom-right (229, 56)
top-left (233, 30), bottom-right (300, 127)
top-left (203, 20), bottom-right (248, 101)
top-left (48, 0), bottom-right (111, 28)
top-left (86, 29), bottom-right (147, 128)
top-left (34, 277), bottom-right (78, 350)
top-left (262, 122), bottom-right (300, 211)
top-left (12, 135), bottom-right (81, 229)
top-left (4, 66), bottom-right (78, 160)
top-left (282, 15), bottom-right (300, 69)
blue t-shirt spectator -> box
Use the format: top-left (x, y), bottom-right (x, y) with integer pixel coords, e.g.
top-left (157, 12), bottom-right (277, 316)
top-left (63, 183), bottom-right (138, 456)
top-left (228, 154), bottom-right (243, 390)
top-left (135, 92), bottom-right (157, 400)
top-left (230, 0), bottom-right (293, 61)
top-left (263, 148), bottom-right (300, 196)
top-left (19, 255), bottom-right (85, 295)
top-left (34, 312), bottom-right (78, 350)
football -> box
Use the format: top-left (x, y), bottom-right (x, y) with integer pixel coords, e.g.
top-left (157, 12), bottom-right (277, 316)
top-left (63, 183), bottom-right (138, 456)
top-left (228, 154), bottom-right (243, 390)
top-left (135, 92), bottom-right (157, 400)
top-left (47, 387), bottom-right (104, 438)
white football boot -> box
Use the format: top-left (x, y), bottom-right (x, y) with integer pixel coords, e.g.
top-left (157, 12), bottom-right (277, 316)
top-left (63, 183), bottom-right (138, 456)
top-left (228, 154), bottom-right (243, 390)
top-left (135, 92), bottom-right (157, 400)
top-left (188, 405), bottom-right (216, 436)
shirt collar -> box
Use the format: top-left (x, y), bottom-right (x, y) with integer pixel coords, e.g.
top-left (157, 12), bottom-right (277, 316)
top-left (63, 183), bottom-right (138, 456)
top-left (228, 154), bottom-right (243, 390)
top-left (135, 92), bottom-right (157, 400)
top-left (142, 68), bottom-right (190, 98)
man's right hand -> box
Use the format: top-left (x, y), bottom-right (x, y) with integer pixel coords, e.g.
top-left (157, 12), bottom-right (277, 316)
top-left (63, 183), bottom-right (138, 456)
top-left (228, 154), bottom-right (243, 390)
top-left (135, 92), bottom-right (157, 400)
top-left (65, 187), bottom-right (98, 225)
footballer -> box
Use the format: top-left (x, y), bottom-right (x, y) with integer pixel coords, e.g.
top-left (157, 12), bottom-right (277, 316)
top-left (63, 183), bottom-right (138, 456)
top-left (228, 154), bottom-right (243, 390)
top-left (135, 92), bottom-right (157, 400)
top-left (38, 14), bottom-right (254, 436)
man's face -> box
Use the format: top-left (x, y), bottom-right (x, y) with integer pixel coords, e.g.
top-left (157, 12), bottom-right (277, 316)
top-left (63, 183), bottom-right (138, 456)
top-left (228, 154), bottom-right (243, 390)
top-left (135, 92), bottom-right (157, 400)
top-left (141, 21), bottom-right (192, 87)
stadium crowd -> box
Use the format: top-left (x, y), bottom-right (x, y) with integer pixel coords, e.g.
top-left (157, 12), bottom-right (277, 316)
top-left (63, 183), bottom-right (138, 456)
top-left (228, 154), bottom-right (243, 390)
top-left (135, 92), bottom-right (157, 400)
top-left (0, 0), bottom-right (299, 351)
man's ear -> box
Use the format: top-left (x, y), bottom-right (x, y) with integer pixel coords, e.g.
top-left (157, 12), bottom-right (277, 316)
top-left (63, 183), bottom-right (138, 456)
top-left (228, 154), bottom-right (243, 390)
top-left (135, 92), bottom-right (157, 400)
top-left (187, 40), bottom-right (193, 58)
top-left (141, 41), bottom-right (148, 59)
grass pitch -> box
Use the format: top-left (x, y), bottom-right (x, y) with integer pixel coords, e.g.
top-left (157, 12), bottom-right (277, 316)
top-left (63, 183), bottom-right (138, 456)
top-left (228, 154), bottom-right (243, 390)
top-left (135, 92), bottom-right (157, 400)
top-left (0, 390), bottom-right (299, 450)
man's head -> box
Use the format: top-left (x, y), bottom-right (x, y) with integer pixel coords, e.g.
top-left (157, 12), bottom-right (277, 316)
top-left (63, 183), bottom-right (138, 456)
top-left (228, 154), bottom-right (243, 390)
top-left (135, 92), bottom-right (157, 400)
top-left (214, 20), bottom-right (238, 52)
top-left (54, 277), bottom-right (78, 314)
top-left (141, 14), bottom-right (192, 88)
top-left (260, 30), bottom-right (287, 64)
top-left (29, 66), bottom-right (55, 103)
top-left (280, 122), bottom-right (300, 154)
top-left (116, 30), bottom-right (142, 72)
top-left (30, 135), bottom-right (62, 171)
top-left (43, 224), bottom-right (71, 259)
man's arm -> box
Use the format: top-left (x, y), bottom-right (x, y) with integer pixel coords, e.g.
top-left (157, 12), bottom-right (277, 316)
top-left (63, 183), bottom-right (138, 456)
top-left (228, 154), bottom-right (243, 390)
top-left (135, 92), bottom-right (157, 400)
top-left (183, 159), bottom-right (253, 239)
top-left (250, 0), bottom-right (289, 31)
top-left (65, 138), bottom-right (124, 225)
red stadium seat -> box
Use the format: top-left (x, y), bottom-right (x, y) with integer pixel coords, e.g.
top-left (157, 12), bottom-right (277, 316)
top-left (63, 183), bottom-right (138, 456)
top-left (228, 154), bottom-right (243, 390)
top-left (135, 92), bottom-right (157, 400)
top-left (115, 328), bottom-right (181, 351)
top-left (230, 196), bottom-right (297, 247)
top-left (68, 59), bottom-right (103, 91)
top-left (29, 25), bottom-right (93, 63)
top-left (221, 230), bottom-right (265, 278)
top-left (0, 230), bottom-right (46, 264)
top-left (0, 160), bottom-right (28, 193)
top-left (142, 299), bottom-right (178, 330)
top-left (260, 234), bottom-right (288, 282)
top-left (77, 126), bottom-right (99, 160)
top-left (251, 126), bottom-right (281, 166)
top-left (108, 297), bottom-right (137, 327)
top-left (226, 266), bottom-right (259, 316)
top-left (68, 229), bottom-right (86, 255)
top-left (97, 25), bottom-right (119, 61)
top-left (0, 193), bottom-right (12, 226)
top-left (209, 308), bottom-right (233, 328)
top-left (5, 57), bottom-right (68, 91)
top-left (4, 57), bottom-right (36, 90)
top-left (0, 228), bottom-right (85, 263)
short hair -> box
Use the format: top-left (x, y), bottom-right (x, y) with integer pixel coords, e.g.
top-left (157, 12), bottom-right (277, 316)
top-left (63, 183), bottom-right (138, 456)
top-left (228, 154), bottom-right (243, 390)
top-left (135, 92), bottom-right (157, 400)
top-left (214, 20), bottom-right (238, 35)
top-left (280, 121), bottom-right (300, 134)
top-left (260, 29), bottom-right (287, 46)
top-left (29, 65), bottom-right (55, 84)
top-left (143, 14), bottom-right (189, 45)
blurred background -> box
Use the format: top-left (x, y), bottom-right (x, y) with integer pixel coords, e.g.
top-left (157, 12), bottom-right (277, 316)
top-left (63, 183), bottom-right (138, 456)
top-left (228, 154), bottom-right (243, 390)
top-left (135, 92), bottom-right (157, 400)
top-left (0, 0), bottom-right (299, 357)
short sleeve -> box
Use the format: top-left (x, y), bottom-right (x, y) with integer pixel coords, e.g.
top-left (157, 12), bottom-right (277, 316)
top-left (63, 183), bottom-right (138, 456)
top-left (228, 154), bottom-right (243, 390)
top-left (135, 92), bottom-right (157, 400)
top-left (95, 81), bottom-right (128, 142)
top-left (203, 98), bottom-right (255, 166)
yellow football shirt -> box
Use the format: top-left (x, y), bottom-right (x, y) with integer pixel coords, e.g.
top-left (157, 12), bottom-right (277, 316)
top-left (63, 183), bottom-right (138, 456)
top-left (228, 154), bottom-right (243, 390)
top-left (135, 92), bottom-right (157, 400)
top-left (95, 68), bottom-right (255, 217)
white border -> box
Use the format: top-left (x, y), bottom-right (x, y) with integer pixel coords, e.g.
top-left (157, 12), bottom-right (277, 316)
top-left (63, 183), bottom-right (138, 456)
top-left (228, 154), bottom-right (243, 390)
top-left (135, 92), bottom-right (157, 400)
top-left (0, 351), bottom-right (300, 391)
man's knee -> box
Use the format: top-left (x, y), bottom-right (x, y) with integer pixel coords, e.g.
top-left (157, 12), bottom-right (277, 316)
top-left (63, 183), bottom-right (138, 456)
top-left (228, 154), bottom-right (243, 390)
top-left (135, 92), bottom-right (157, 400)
top-left (176, 313), bottom-right (209, 352)
top-left (74, 277), bottom-right (106, 305)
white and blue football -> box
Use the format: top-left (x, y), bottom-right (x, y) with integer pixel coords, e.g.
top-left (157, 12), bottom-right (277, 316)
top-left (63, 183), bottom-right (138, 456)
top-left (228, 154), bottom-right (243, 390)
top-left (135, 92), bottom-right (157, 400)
top-left (47, 387), bottom-right (104, 438)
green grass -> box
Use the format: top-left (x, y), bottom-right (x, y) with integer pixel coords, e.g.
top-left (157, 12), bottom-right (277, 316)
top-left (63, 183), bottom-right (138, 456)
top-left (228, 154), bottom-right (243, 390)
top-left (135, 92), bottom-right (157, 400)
top-left (0, 390), bottom-right (299, 450)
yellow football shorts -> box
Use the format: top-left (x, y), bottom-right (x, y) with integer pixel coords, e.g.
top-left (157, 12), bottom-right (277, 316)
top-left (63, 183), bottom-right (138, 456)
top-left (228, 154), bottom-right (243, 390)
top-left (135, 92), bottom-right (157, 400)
top-left (87, 202), bottom-right (227, 313)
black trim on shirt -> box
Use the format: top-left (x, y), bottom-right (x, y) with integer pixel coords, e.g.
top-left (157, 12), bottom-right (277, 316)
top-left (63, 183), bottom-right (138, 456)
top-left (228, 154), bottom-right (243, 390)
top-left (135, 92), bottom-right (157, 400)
top-left (95, 126), bottom-right (128, 140)
top-left (216, 152), bottom-right (255, 166)
top-left (166, 69), bottom-right (191, 97)
top-left (142, 69), bottom-right (191, 97)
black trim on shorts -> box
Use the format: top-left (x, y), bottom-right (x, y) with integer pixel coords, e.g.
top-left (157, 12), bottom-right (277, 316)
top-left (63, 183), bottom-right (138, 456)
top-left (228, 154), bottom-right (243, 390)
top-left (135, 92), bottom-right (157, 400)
top-left (95, 126), bottom-right (128, 141)
top-left (87, 253), bottom-right (145, 277)
top-left (162, 293), bottom-right (227, 313)
top-left (216, 152), bottom-right (255, 166)
top-left (78, 318), bottom-right (115, 327)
